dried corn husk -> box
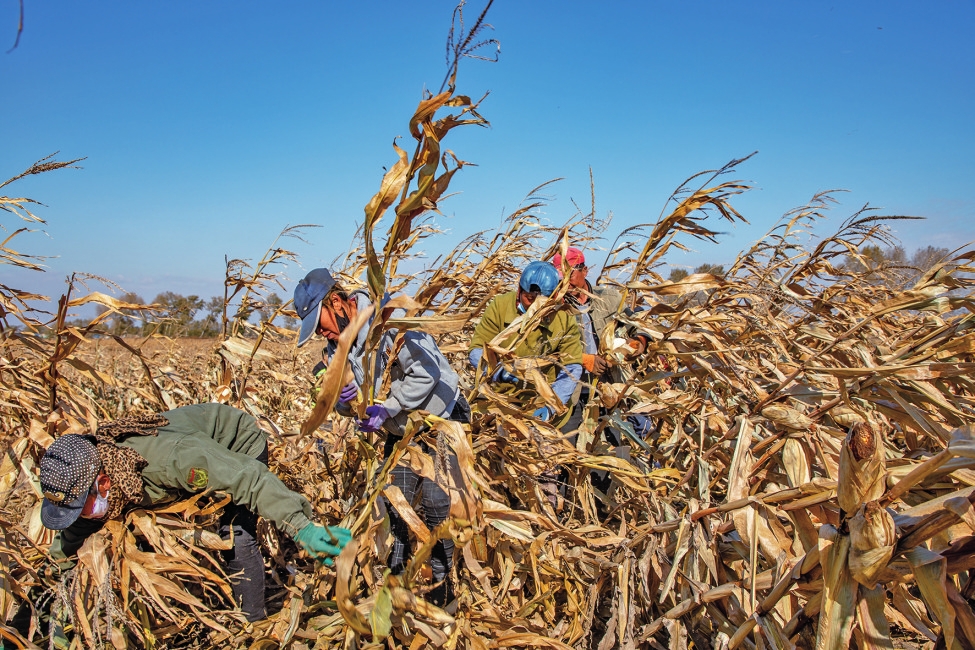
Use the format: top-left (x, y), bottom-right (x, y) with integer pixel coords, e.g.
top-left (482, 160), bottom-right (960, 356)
top-left (847, 501), bottom-right (896, 588)
top-left (762, 404), bottom-right (813, 431)
top-left (5, 21), bottom-right (975, 650)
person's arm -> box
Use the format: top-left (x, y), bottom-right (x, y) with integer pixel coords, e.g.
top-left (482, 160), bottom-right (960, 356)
top-left (469, 297), bottom-right (505, 362)
top-left (619, 307), bottom-right (652, 357)
top-left (468, 347), bottom-right (484, 370)
top-left (552, 363), bottom-right (583, 405)
top-left (552, 312), bottom-right (584, 404)
top-left (159, 435), bottom-right (313, 537)
top-left (470, 296), bottom-right (516, 379)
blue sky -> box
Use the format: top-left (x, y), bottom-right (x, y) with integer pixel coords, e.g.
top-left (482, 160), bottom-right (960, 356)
top-left (3, 1), bottom-right (974, 313)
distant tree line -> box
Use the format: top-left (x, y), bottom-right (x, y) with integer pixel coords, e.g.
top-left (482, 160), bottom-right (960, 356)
top-left (665, 245), bottom-right (951, 288)
top-left (64, 292), bottom-right (294, 338)
top-left (60, 245), bottom-right (951, 337)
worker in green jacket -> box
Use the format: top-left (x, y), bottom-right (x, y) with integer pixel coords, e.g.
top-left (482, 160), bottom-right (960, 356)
top-left (35, 403), bottom-right (351, 624)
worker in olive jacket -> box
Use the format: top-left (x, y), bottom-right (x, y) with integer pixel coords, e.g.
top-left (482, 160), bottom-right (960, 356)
top-left (38, 403), bottom-right (351, 623)
top-left (468, 260), bottom-right (584, 427)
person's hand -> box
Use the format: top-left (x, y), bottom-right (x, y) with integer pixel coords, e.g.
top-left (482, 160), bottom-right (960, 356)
top-left (582, 353), bottom-right (610, 375)
top-left (294, 523), bottom-right (352, 565)
top-left (533, 406), bottom-right (552, 422)
top-left (492, 367), bottom-right (518, 384)
top-left (339, 381), bottom-right (358, 404)
top-left (358, 404), bottom-right (390, 432)
top-left (625, 336), bottom-right (648, 358)
top-left (590, 354), bottom-right (610, 375)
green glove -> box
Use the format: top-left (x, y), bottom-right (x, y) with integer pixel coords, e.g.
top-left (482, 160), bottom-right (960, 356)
top-left (294, 523), bottom-right (352, 565)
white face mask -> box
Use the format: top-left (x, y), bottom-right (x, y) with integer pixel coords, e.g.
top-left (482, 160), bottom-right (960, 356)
top-left (82, 490), bottom-right (110, 519)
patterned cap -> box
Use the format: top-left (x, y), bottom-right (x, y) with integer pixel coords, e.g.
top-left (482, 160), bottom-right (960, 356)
top-left (40, 434), bottom-right (100, 530)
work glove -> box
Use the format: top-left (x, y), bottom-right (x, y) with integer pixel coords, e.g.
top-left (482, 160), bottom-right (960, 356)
top-left (358, 404), bottom-right (390, 432)
top-left (338, 381), bottom-right (358, 404)
top-left (582, 353), bottom-right (610, 375)
top-left (625, 336), bottom-right (648, 359)
top-left (294, 523), bottom-right (353, 565)
top-left (492, 367), bottom-right (519, 384)
top-left (309, 366), bottom-right (327, 407)
top-left (533, 406), bottom-right (552, 422)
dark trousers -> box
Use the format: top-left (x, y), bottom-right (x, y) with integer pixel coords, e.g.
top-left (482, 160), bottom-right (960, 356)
top-left (219, 445), bottom-right (269, 622)
top-left (384, 437), bottom-right (453, 582)
top-left (382, 397), bottom-right (468, 582)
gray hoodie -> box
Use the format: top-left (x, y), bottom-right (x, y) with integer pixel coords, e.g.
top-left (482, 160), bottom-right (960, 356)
top-left (322, 290), bottom-right (459, 437)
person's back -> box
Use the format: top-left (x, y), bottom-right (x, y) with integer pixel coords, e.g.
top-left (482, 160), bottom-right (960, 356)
top-left (318, 288), bottom-right (461, 434)
top-left (38, 403), bottom-right (349, 627)
top-left (470, 289), bottom-right (583, 383)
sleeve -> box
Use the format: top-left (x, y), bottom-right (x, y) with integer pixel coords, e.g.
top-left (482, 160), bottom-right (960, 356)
top-left (552, 363), bottom-right (583, 405)
top-left (557, 313), bottom-right (585, 366)
top-left (382, 332), bottom-right (442, 419)
top-left (468, 347), bottom-right (484, 370)
top-left (157, 435), bottom-right (313, 537)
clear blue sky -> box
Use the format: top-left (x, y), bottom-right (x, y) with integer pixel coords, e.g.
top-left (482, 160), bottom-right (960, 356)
top-left (3, 1), bottom-right (973, 312)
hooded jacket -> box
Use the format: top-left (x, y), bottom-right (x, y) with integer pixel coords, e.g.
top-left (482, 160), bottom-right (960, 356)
top-left (320, 290), bottom-right (460, 437)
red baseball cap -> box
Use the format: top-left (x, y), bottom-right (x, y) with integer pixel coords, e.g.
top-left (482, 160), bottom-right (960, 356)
top-left (552, 247), bottom-right (586, 275)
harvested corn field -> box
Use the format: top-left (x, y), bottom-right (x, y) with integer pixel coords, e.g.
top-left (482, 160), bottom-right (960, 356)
top-left (4, 4), bottom-right (975, 650)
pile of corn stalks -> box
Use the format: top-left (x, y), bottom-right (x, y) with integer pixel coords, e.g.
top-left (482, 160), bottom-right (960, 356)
top-left (4, 4), bottom-right (975, 649)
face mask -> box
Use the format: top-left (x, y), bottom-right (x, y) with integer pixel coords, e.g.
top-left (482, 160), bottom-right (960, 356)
top-left (82, 490), bottom-right (110, 519)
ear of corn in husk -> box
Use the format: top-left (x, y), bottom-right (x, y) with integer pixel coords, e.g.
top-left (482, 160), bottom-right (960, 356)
top-left (838, 421), bottom-right (887, 514)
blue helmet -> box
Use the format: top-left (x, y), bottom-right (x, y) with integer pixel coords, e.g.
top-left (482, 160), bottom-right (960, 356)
top-left (519, 261), bottom-right (560, 296)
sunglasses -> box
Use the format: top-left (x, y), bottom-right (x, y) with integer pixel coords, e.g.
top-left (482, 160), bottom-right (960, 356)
top-left (571, 263), bottom-right (588, 272)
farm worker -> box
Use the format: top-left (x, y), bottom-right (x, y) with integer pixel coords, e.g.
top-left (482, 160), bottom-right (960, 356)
top-left (551, 247), bottom-right (654, 439)
top-left (468, 261), bottom-right (584, 512)
top-left (38, 403), bottom-right (351, 623)
top-left (468, 260), bottom-right (584, 427)
top-left (294, 268), bottom-right (468, 606)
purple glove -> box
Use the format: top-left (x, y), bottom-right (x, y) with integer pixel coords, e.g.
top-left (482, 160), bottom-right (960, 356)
top-left (339, 381), bottom-right (358, 404)
top-left (358, 404), bottom-right (390, 432)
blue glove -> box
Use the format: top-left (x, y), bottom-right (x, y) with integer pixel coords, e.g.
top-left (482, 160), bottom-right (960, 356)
top-left (339, 381), bottom-right (358, 404)
top-left (627, 414), bottom-right (655, 439)
top-left (533, 406), bottom-right (552, 422)
top-left (493, 367), bottom-right (519, 383)
top-left (358, 404), bottom-right (390, 432)
top-left (294, 523), bottom-right (352, 565)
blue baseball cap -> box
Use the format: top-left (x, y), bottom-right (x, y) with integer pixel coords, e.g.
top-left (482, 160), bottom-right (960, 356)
top-left (294, 268), bottom-right (337, 347)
